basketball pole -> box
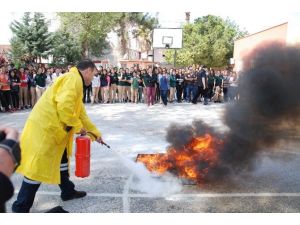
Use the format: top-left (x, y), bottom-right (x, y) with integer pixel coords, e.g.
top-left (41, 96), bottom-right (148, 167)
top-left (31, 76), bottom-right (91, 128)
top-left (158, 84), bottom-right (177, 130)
top-left (174, 49), bottom-right (177, 67)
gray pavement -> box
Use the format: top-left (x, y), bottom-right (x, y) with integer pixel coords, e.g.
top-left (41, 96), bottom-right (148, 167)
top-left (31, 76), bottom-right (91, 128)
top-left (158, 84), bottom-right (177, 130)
top-left (1, 102), bottom-right (300, 213)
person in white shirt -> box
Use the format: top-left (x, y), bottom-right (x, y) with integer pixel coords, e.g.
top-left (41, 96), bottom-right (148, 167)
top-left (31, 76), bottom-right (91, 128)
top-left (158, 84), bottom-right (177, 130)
top-left (91, 72), bottom-right (101, 104)
top-left (52, 68), bottom-right (61, 83)
top-left (45, 68), bottom-right (54, 88)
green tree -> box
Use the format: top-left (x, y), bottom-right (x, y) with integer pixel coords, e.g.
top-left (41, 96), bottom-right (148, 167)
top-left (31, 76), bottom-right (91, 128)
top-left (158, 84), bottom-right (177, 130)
top-left (131, 13), bottom-right (159, 52)
top-left (10, 12), bottom-right (53, 63)
top-left (165, 15), bottom-right (248, 67)
top-left (51, 29), bottom-right (82, 65)
top-left (58, 12), bottom-right (119, 59)
top-left (9, 36), bottom-right (28, 65)
top-left (115, 13), bottom-right (158, 57)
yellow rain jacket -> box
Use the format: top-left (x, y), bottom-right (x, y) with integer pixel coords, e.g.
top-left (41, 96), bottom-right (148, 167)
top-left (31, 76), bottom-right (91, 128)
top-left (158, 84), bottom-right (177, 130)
top-left (17, 67), bottom-right (101, 184)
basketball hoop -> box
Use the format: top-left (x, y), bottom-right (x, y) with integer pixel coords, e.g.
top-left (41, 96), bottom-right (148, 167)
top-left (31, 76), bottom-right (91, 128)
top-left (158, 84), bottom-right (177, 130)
top-left (153, 28), bottom-right (182, 49)
top-left (162, 36), bottom-right (173, 49)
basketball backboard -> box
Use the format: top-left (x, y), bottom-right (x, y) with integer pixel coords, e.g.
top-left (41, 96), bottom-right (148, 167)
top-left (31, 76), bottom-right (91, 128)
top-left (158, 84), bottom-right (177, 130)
top-left (152, 28), bottom-right (183, 49)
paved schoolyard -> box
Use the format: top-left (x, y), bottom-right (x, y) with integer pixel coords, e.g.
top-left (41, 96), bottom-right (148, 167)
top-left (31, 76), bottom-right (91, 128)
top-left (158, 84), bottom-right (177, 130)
top-left (2, 102), bottom-right (300, 213)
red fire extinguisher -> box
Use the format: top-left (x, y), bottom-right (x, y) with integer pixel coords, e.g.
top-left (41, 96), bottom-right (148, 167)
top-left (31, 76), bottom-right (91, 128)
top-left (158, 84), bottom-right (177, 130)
top-left (75, 135), bottom-right (91, 178)
top-left (75, 131), bottom-right (110, 178)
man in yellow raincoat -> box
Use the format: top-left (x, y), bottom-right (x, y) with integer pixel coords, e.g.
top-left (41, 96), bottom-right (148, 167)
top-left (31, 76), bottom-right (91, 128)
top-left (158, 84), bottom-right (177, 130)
top-left (12, 60), bottom-right (104, 213)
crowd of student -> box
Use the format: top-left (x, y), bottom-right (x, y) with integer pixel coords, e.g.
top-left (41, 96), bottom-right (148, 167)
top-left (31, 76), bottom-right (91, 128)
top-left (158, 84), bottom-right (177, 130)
top-left (0, 62), bottom-right (239, 113)
top-left (0, 63), bottom-right (69, 112)
top-left (85, 65), bottom-right (239, 106)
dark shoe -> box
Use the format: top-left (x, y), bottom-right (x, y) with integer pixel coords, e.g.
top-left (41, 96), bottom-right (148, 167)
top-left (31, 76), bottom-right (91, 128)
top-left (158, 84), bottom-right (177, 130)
top-left (61, 190), bottom-right (87, 201)
top-left (45, 206), bottom-right (69, 213)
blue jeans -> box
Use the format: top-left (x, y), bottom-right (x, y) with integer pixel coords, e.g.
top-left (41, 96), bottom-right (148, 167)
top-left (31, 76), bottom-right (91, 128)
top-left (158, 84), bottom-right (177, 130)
top-left (185, 84), bottom-right (194, 102)
top-left (160, 90), bottom-right (168, 106)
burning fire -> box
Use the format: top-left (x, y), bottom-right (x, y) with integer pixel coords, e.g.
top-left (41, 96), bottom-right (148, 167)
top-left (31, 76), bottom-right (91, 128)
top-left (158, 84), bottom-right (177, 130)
top-left (136, 134), bottom-right (223, 184)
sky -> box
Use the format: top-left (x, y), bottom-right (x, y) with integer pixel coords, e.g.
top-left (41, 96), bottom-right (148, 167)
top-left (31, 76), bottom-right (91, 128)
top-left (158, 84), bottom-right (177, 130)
top-left (0, 0), bottom-right (299, 45)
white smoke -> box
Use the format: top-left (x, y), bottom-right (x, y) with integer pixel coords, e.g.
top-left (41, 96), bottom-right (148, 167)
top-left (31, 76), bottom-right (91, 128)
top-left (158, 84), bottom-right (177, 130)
top-left (116, 153), bottom-right (182, 197)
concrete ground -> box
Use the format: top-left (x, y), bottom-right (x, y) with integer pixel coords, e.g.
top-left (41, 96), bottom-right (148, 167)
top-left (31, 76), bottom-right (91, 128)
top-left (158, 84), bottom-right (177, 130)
top-left (2, 102), bottom-right (300, 213)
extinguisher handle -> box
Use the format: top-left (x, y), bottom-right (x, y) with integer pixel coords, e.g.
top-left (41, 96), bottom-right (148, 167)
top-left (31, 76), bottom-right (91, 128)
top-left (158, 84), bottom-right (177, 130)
top-left (80, 131), bottom-right (111, 149)
top-left (86, 131), bottom-right (98, 139)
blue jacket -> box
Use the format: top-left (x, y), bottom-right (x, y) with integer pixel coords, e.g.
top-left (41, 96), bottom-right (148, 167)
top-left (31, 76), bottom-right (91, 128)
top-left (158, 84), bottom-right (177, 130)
top-left (159, 74), bottom-right (170, 90)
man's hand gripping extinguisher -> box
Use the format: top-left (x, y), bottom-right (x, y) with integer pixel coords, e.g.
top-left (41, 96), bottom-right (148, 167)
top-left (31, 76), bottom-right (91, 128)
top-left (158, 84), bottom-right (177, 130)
top-left (75, 132), bottom-right (110, 178)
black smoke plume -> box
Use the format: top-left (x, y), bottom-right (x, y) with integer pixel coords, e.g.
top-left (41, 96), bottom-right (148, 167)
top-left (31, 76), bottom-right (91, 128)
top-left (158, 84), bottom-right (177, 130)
top-left (166, 42), bottom-right (300, 179)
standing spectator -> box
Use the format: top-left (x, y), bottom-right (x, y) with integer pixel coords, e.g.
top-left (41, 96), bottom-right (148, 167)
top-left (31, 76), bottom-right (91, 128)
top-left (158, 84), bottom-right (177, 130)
top-left (130, 71), bottom-right (140, 103)
top-left (159, 70), bottom-right (170, 107)
top-left (192, 65), bottom-right (208, 105)
top-left (212, 70), bottom-right (224, 103)
top-left (117, 68), bottom-right (125, 103)
top-left (28, 69), bottom-right (37, 107)
top-left (140, 69), bottom-right (147, 104)
top-left (184, 68), bottom-right (196, 102)
top-left (222, 70), bottom-right (230, 102)
top-left (109, 68), bottom-right (118, 103)
top-left (19, 67), bottom-right (29, 109)
top-left (144, 68), bottom-right (156, 107)
top-left (175, 69), bottom-right (184, 103)
top-left (154, 67), bottom-right (160, 103)
top-left (52, 68), bottom-right (61, 83)
top-left (91, 72), bottom-right (100, 104)
top-left (228, 71), bottom-right (238, 101)
top-left (0, 66), bottom-right (12, 112)
top-left (83, 84), bottom-right (92, 104)
top-left (169, 69), bottom-right (176, 103)
top-left (45, 68), bottom-right (54, 88)
top-left (35, 68), bottom-right (47, 100)
top-left (207, 69), bottom-right (215, 101)
top-left (123, 68), bottom-right (132, 102)
top-left (100, 69), bottom-right (110, 103)
top-left (9, 69), bottom-right (20, 111)
top-left (137, 70), bottom-right (144, 103)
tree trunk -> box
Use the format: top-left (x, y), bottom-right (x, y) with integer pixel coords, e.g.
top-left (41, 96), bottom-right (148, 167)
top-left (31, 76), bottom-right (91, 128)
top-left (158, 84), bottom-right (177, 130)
top-left (120, 20), bottom-right (128, 58)
top-left (82, 39), bottom-right (89, 59)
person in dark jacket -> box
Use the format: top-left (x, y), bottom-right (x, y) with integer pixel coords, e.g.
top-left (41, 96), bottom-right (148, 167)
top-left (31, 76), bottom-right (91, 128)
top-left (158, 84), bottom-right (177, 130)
top-left (0, 126), bottom-right (20, 213)
top-left (34, 67), bottom-right (47, 101)
top-left (192, 65), bottom-right (208, 105)
top-left (9, 69), bottom-right (20, 110)
top-left (175, 69), bottom-right (184, 103)
top-left (109, 68), bottom-right (119, 103)
top-left (143, 68), bottom-right (157, 107)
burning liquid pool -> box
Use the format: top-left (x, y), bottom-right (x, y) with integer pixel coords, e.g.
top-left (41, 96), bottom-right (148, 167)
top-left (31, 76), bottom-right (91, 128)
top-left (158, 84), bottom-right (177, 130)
top-left (136, 134), bottom-right (224, 184)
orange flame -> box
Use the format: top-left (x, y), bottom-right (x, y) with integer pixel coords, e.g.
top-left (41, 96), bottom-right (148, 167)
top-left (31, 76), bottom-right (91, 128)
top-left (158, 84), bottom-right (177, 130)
top-left (136, 134), bottom-right (223, 184)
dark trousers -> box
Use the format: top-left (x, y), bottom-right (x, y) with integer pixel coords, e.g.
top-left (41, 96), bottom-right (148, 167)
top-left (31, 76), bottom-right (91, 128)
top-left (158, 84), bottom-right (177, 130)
top-left (176, 85), bottom-right (183, 102)
top-left (155, 84), bottom-right (160, 102)
top-left (11, 91), bottom-right (19, 109)
top-left (0, 90), bottom-right (11, 111)
top-left (192, 86), bottom-right (208, 104)
top-left (160, 90), bottom-right (168, 106)
top-left (83, 85), bottom-right (92, 103)
top-left (228, 86), bottom-right (238, 101)
top-left (183, 85), bottom-right (187, 100)
top-left (12, 150), bottom-right (75, 213)
top-left (208, 84), bottom-right (214, 99)
top-left (223, 87), bottom-right (228, 102)
top-left (138, 87), bottom-right (143, 102)
top-left (185, 84), bottom-right (194, 102)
